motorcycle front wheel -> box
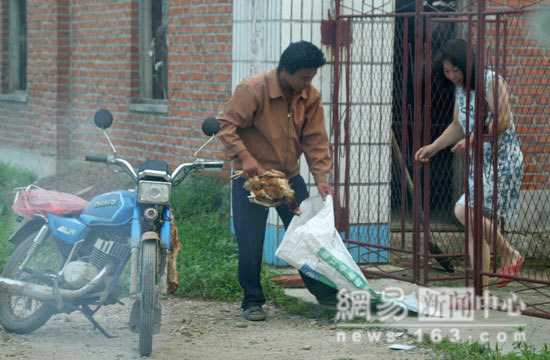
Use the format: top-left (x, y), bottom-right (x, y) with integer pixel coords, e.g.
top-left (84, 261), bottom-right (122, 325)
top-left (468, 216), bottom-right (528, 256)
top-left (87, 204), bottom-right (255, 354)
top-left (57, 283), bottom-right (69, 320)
top-left (139, 239), bottom-right (157, 357)
top-left (0, 227), bottom-right (63, 333)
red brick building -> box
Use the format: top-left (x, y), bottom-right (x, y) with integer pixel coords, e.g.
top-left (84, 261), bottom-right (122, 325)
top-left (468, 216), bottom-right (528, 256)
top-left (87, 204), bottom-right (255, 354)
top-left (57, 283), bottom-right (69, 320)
top-left (0, 0), bottom-right (548, 230)
top-left (0, 0), bottom-right (232, 177)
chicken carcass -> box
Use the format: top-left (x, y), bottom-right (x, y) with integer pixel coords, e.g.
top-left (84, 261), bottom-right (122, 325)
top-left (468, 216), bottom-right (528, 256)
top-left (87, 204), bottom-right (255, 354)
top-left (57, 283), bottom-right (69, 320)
top-left (233, 169), bottom-right (299, 213)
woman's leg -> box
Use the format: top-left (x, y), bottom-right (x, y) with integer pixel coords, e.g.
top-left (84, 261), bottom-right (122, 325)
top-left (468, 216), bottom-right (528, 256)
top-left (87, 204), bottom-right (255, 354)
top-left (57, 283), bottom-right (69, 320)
top-left (454, 204), bottom-right (522, 287)
top-left (455, 204), bottom-right (491, 288)
top-left (480, 215), bottom-right (521, 268)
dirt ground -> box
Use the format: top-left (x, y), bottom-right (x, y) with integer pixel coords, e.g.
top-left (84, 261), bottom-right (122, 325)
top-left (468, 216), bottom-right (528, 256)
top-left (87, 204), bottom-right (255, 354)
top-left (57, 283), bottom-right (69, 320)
top-left (0, 166), bottom-right (438, 359)
top-left (0, 296), bottom-right (436, 360)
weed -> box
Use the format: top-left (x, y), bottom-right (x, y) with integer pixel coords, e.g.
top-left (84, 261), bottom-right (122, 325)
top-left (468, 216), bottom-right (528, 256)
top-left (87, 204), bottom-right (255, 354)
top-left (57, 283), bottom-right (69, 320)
top-left (421, 334), bottom-right (550, 359)
top-left (0, 162), bottom-right (37, 272)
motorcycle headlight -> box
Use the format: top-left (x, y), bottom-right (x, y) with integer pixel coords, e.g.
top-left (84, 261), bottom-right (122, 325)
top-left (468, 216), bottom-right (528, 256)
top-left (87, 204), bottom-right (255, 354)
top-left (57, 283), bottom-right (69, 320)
top-left (138, 181), bottom-right (171, 205)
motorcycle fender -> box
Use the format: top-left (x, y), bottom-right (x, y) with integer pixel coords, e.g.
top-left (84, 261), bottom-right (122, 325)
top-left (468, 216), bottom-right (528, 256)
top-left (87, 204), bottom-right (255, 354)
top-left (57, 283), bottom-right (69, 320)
top-left (128, 299), bottom-right (161, 334)
top-left (141, 231), bottom-right (159, 243)
top-left (8, 218), bottom-right (46, 246)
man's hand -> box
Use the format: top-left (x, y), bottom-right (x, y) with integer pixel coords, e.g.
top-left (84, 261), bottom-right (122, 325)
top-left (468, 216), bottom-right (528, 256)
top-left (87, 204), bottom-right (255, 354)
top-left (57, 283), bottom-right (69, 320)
top-left (238, 150), bottom-right (261, 177)
top-left (317, 182), bottom-right (333, 200)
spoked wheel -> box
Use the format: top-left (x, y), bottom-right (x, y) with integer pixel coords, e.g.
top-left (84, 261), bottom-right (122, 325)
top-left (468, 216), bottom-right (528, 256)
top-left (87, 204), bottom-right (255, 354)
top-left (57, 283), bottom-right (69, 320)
top-left (0, 227), bottom-right (63, 333)
top-left (139, 239), bottom-right (158, 357)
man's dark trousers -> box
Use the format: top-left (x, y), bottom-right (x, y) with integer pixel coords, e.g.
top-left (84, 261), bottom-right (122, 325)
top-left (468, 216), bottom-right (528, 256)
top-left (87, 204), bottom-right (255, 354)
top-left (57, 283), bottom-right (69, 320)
top-left (232, 174), bottom-right (338, 310)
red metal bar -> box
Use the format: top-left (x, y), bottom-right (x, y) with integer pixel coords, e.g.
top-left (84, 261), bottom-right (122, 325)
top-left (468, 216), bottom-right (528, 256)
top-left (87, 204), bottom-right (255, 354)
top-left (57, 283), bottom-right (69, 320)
top-left (411, 0), bottom-right (424, 284)
top-left (422, 19), bottom-right (433, 284)
top-left (490, 15), bottom-right (502, 274)
top-left (344, 239), bottom-right (414, 254)
top-left (520, 311), bottom-right (550, 320)
top-left (503, 18), bottom-right (508, 86)
top-left (464, 16), bottom-right (474, 288)
top-left (483, 273), bottom-right (550, 286)
top-left (337, 8), bottom-right (542, 20)
top-left (360, 269), bottom-right (415, 283)
top-left (418, 275), bottom-right (470, 284)
top-left (400, 19), bottom-right (409, 250)
top-left (331, 1), bottom-right (342, 231)
top-left (343, 21), bottom-right (351, 237)
top-left (473, 1), bottom-right (487, 297)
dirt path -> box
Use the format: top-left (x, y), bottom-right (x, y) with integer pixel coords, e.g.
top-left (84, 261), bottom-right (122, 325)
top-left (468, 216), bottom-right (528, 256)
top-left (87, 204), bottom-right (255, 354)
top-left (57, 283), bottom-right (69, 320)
top-left (0, 296), bottom-right (435, 360)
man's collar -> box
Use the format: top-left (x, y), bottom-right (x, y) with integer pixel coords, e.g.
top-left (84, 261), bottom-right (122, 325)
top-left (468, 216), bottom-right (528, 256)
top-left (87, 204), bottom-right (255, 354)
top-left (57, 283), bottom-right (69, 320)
top-left (267, 68), bottom-right (308, 100)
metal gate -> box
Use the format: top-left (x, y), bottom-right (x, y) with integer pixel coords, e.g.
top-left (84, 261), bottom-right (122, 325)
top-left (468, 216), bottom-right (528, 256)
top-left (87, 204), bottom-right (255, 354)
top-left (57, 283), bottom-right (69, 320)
top-left (328, 0), bottom-right (550, 318)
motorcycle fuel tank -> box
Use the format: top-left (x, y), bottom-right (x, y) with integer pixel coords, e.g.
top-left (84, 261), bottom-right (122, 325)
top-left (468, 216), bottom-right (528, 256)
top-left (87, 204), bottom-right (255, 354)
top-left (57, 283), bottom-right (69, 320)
top-left (48, 213), bottom-right (90, 244)
top-left (80, 190), bottom-right (136, 226)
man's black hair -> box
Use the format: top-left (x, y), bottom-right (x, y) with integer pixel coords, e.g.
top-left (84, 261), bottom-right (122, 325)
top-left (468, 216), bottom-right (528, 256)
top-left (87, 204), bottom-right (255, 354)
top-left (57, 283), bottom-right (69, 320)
top-left (278, 41), bottom-right (326, 74)
top-left (433, 38), bottom-right (477, 90)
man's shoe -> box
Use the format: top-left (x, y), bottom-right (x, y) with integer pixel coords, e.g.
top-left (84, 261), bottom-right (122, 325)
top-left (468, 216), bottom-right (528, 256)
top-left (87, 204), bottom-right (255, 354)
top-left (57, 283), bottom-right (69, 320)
top-left (316, 295), bottom-right (338, 307)
top-left (243, 306), bottom-right (266, 321)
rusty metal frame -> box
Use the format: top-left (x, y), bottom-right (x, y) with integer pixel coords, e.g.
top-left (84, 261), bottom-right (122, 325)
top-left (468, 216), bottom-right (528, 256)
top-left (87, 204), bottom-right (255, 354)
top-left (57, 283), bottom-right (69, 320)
top-left (329, 0), bottom-right (550, 319)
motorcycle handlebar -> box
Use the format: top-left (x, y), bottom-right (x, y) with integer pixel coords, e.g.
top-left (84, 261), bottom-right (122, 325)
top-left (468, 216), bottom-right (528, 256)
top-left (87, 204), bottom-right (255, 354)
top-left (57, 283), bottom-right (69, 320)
top-left (85, 156), bottom-right (222, 184)
top-left (85, 155), bottom-right (108, 163)
top-left (203, 161), bottom-right (224, 169)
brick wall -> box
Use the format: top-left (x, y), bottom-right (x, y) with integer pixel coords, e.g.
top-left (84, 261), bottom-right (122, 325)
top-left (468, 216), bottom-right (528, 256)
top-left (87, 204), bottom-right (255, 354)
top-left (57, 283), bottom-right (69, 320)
top-left (0, 0), bottom-right (546, 190)
top-left (0, 0), bottom-right (233, 176)
top-left (485, 1), bottom-right (550, 191)
top-left (0, 0), bottom-right (69, 166)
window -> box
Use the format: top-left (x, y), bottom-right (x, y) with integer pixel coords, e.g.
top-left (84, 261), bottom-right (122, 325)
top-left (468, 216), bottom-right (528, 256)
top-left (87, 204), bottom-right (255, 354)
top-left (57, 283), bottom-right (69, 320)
top-left (8, 0), bottom-right (26, 92)
top-left (139, 0), bottom-right (168, 101)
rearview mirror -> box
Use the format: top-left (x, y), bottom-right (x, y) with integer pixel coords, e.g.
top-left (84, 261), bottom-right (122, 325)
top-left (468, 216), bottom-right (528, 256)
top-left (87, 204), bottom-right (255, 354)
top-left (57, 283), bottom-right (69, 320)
top-left (202, 117), bottom-right (220, 137)
top-left (94, 109), bottom-right (113, 129)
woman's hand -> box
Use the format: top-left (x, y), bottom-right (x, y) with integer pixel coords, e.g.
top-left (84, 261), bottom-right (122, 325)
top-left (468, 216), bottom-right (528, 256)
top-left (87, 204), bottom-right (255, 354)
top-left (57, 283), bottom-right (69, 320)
top-left (415, 144), bottom-right (438, 162)
top-left (451, 135), bottom-right (477, 154)
top-left (451, 138), bottom-right (468, 154)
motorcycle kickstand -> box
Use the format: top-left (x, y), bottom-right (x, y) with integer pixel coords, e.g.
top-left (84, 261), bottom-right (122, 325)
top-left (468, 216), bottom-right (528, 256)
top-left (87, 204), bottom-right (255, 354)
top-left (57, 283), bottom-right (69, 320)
top-left (80, 304), bottom-right (117, 339)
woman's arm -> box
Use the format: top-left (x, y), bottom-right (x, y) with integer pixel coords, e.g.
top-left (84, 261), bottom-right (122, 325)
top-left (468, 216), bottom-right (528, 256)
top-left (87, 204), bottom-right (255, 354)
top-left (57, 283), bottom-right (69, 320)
top-left (432, 101), bottom-right (464, 151)
top-left (486, 77), bottom-right (512, 136)
top-left (415, 101), bottom-right (464, 161)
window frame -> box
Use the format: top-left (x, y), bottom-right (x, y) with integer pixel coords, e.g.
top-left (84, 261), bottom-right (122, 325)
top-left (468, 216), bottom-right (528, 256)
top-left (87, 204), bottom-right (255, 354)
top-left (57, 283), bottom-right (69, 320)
top-left (8, 0), bottom-right (26, 93)
top-left (137, 0), bottom-right (168, 107)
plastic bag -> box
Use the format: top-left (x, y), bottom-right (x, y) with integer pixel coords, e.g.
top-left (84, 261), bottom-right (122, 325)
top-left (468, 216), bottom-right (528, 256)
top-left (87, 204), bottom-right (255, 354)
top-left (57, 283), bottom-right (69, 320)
top-left (12, 189), bottom-right (89, 219)
top-left (276, 195), bottom-right (375, 294)
top-left (276, 195), bottom-right (423, 314)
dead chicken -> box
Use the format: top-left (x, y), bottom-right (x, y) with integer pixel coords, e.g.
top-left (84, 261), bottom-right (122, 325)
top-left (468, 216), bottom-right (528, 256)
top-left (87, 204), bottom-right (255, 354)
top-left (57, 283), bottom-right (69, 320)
top-left (233, 169), bottom-right (300, 214)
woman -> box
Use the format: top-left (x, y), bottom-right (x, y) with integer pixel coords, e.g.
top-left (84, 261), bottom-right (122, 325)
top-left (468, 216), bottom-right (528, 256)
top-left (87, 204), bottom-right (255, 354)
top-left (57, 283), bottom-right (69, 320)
top-left (415, 39), bottom-right (524, 288)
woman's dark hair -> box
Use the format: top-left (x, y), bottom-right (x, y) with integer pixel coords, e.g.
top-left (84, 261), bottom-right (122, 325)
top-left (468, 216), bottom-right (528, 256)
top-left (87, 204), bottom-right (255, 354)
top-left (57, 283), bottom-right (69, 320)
top-left (433, 38), bottom-right (476, 89)
top-left (278, 41), bottom-right (326, 74)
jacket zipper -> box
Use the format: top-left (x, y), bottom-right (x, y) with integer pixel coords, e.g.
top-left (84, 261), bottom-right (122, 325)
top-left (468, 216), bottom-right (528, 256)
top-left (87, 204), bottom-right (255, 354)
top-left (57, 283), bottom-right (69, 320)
top-left (286, 101), bottom-right (291, 171)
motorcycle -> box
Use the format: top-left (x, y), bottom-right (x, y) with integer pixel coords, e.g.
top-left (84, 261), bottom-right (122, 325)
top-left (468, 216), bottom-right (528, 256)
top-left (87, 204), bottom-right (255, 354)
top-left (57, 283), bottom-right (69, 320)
top-left (0, 109), bottom-right (223, 357)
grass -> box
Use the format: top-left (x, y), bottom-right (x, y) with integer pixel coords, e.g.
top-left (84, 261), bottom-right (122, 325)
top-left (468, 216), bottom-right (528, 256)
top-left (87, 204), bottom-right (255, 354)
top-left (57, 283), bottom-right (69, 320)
top-left (171, 173), bottom-right (335, 319)
top-left (0, 167), bottom-right (333, 319)
top-left (421, 334), bottom-right (550, 359)
top-left (1, 164), bottom-right (550, 354)
top-left (0, 162), bottom-right (37, 272)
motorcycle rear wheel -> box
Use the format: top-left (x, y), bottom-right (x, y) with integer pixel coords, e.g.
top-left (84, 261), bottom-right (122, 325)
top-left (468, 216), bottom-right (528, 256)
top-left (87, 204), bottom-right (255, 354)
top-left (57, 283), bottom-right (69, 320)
top-left (139, 239), bottom-right (157, 357)
top-left (0, 228), bottom-right (62, 333)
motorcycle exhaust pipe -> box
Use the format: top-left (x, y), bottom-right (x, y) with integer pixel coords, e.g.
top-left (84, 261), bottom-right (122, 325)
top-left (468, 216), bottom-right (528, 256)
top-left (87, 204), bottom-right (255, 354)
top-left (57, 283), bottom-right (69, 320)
top-left (0, 264), bottom-right (113, 302)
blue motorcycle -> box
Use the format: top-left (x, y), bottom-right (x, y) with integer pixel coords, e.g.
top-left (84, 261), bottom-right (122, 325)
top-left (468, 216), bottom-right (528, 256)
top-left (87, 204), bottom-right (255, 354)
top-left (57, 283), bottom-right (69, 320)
top-left (0, 109), bottom-right (223, 356)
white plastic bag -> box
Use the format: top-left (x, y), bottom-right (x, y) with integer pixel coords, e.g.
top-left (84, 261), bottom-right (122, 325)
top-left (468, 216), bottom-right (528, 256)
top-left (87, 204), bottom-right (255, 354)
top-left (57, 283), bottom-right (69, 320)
top-left (276, 195), bottom-right (375, 294)
top-left (276, 195), bottom-right (424, 314)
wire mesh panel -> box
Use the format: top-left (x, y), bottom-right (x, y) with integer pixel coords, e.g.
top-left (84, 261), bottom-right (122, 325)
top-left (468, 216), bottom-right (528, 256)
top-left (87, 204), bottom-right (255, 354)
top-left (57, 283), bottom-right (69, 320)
top-left (334, 1), bottom-right (549, 318)
top-left (481, 10), bottom-right (550, 317)
top-left (332, 1), bottom-right (395, 267)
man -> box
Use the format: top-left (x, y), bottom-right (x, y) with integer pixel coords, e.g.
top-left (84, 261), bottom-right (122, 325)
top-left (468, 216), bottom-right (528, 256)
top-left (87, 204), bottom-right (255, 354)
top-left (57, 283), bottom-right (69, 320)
top-left (217, 41), bottom-right (338, 321)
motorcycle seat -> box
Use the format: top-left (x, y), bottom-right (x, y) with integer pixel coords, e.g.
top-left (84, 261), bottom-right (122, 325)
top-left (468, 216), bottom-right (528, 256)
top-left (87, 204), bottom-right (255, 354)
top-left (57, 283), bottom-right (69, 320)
top-left (12, 189), bottom-right (89, 219)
